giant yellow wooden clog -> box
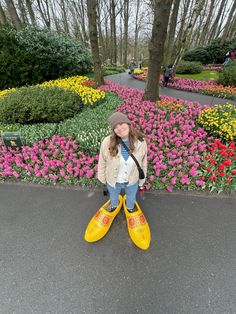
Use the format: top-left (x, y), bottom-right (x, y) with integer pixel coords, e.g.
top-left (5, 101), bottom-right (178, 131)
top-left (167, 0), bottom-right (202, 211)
top-left (84, 195), bottom-right (123, 243)
top-left (123, 195), bottom-right (151, 250)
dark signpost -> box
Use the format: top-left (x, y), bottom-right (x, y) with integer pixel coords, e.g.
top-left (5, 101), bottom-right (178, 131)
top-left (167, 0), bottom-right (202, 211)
top-left (1, 132), bottom-right (23, 148)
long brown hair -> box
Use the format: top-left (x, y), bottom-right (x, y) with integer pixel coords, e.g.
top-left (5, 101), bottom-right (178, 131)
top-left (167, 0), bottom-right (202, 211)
top-left (109, 125), bottom-right (145, 157)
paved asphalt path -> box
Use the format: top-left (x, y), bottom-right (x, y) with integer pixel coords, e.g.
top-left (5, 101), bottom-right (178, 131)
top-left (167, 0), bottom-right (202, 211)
top-left (106, 72), bottom-right (236, 107)
top-left (0, 183), bottom-right (236, 314)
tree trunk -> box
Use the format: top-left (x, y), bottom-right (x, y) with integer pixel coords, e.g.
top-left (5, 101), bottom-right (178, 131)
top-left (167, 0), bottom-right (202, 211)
top-left (97, 1), bottom-right (106, 62)
top-left (220, 0), bottom-right (236, 46)
top-left (119, 2), bottom-right (123, 64)
top-left (165, 0), bottom-right (180, 65)
top-left (87, 0), bottom-right (104, 85)
top-left (134, 0), bottom-right (140, 61)
top-left (18, 0), bottom-right (29, 25)
top-left (198, 0), bottom-right (215, 45)
top-left (110, 0), bottom-right (117, 64)
top-left (173, 0), bottom-right (205, 69)
top-left (227, 13), bottom-right (236, 38)
top-left (26, 0), bottom-right (36, 25)
top-left (60, 0), bottom-right (70, 33)
top-left (4, 0), bottom-right (23, 30)
top-left (78, 0), bottom-right (89, 44)
top-left (123, 0), bottom-right (129, 68)
top-left (208, 0), bottom-right (226, 42)
top-left (0, 2), bottom-right (7, 25)
top-left (144, 0), bottom-right (173, 102)
top-left (36, 0), bottom-right (51, 28)
top-left (70, 0), bottom-right (89, 45)
top-left (50, 0), bottom-right (62, 32)
top-left (172, 0), bottom-right (191, 65)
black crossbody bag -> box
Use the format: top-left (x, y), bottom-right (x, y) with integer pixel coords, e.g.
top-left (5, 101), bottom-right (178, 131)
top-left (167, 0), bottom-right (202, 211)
top-left (121, 141), bottom-right (145, 180)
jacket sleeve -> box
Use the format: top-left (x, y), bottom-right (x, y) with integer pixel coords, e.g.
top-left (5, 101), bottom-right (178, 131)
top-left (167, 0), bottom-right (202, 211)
top-left (97, 139), bottom-right (107, 184)
top-left (139, 141), bottom-right (148, 187)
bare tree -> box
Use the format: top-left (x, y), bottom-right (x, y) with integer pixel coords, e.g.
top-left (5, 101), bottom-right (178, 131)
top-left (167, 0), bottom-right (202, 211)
top-left (198, 0), bottom-right (216, 45)
top-left (165, 0), bottom-right (180, 65)
top-left (123, 0), bottom-right (129, 67)
top-left (36, 0), bottom-right (51, 28)
top-left (25, 0), bottom-right (36, 25)
top-left (59, 0), bottom-right (70, 33)
top-left (227, 12), bottom-right (236, 38)
top-left (97, 0), bottom-right (106, 60)
top-left (208, 0), bottom-right (227, 41)
top-left (220, 0), bottom-right (236, 45)
top-left (72, 0), bottom-right (89, 44)
top-left (133, 0), bottom-right (141, 61)
top-left (4, 0), bottom-right (23, 30)
top-left (0, 2), bottom-right (7, 25)
top-left (18, 0), bottom-right (29, 25)
top-left (87, 0), bottom-right (104, 85)
top-left (144, 0), bottom-right (173, 101)
top-left (173, 0), bottom-right (206, 68)
top-left (118, 0), bottom-right (123, 64)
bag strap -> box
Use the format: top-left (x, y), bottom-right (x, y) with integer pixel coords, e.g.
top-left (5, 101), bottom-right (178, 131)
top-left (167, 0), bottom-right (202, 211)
top-left (121, 141), bottom-right (142, 171)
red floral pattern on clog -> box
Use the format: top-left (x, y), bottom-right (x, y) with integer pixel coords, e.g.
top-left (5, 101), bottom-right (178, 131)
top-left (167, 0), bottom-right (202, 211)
top-left (128, 214), bottom-right (146, 229)
top-left (94, 210), bottom-right (111, 226)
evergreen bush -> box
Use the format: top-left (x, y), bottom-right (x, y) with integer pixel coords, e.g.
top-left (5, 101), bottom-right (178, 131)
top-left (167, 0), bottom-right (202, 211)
top-left (0, 86), bottom-right (83, 124)
top-left (176, 60), bottom-right (203, 74)
top-left (0, 25), bottom-right (92, 89)
top-left (218, 61), bottom-right (236, 87)
top-left (183, 37), bottom-right (236, 64)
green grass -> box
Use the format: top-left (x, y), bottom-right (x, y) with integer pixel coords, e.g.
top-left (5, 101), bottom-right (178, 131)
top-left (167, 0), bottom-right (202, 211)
top-left (176, 70), bottom-right (219, 81)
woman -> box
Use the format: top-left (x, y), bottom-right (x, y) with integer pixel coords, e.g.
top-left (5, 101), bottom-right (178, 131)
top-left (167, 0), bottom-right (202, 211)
top-left (84, 111), bottom-right (151, 250)
top-left (129, 58), bottom-right (136, 77)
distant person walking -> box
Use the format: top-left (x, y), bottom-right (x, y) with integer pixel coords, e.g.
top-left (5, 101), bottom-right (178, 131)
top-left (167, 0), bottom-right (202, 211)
top-left (163, 65), bottom-right (172, 87)
top-left (139, 60), bottom-right (143, 70)
top-left (129, 58), bottom-right (136, 77)
top-left (223, 51), bottom-right (231, 66)
top-left (230, 49), bottom-right (235, 61)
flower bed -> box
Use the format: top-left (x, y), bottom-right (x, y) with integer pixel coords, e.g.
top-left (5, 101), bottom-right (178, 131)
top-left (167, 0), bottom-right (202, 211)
top-left (0, 76), bottom-right (105, 106)
top-left (0, 136), bottom-right (98, 186)
top-left (0, 79), bottom-right (235, 193)
top-left (199, 139), bottom-right (236, 192)
top-left (133, 68), bottom-right (236, 100)
top-left (203, 66), bottom-right (223, 71)
top-left (198, 103), bottom-right (236, 140)
top-left (39, 76), bottom-right (105, 105)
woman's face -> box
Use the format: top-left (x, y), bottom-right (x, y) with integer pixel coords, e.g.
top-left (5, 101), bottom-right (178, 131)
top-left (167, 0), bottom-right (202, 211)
top-left (114, 123), bottom-right (130, 139)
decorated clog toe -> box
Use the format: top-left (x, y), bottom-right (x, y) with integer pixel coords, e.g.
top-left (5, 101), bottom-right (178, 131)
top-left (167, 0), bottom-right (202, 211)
top-left (84, 195), bottom-right (123, 243)
top-left (123, 195), bottom-right (151, 250)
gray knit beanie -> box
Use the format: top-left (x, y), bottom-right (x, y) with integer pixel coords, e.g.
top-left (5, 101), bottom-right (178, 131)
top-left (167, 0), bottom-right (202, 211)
top-left (108, 112), bottom-right (131, 130)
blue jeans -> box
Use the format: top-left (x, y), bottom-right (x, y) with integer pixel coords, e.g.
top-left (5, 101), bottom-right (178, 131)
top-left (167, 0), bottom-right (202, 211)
top-left (107, 182), bottom-right (139, 210)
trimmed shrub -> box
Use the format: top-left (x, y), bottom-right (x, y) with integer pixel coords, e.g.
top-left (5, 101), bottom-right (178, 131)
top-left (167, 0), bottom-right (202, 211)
top-left (0, 86), bottom-right (83, 124)
top-left (103, 66), bottom-right (126, 75)
top-left (0, 92), bottom-right (122, 148)
top-left (183, 37), bottom-right (236, 64)
top-left (183, 47), bottom-right (210, 65)
top-left (218, 61), bottom-right (236, 87)
top-left (0, 25), bottom-right (92, 89)
top-left (176, 61), bottom-right (203, 74)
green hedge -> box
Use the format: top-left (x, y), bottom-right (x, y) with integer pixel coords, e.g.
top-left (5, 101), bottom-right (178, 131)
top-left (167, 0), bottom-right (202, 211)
top-left (183, 37), bottom-right (236, 64)
top-left (0, 86), bottom-right (83, 124)
top-left (218, 61), bottom-right (236, 86)
top-left (176, 60), bottom-right (203, 74)
top-left (0, 25), bottom-right (92, 89)
top-left (103, 66), bottom-right (126, 76)
top-left (0, 92), bottom-right (122, 151)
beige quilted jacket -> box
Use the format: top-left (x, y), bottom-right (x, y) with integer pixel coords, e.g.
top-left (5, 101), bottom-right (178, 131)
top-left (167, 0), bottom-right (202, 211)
top-left (97, 135), bottom-right (147, 187)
